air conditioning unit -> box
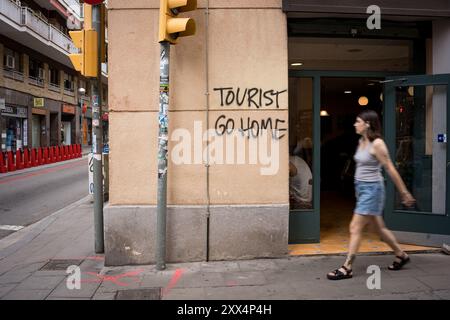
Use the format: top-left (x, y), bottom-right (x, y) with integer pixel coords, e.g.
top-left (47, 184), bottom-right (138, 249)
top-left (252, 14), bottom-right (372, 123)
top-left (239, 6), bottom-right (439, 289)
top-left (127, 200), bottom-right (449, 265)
top-left (6, 55), bottom-right (15, 69)
top-left (38, 68), bottom-right (44, 79)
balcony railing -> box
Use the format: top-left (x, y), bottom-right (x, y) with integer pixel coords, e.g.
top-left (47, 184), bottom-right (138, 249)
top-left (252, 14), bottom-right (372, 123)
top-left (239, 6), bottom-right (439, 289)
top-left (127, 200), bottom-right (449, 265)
top-left (28, 76), bottom-right (44, 87)
top-left (49, 83), bottom-right (61, 92)
top-left (0, 0), bottom-right (21, 24)
top-left (22, 7), bottom-right (49, 39)
top-left (59, 0), bottom-right (81, 18)
top-left (3, 68), bottom-right (24, 81)
top-left (50, 25), bottom-right (79, 54)
top-left (0, 0), bottom-right (78, 55)
top-left (64, 88), bottom-right (75, 96)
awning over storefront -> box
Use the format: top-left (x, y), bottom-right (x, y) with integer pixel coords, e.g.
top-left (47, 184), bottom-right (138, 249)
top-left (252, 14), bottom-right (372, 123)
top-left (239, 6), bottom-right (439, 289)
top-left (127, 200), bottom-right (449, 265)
top-left (282, 0), bottom-right (450, 17)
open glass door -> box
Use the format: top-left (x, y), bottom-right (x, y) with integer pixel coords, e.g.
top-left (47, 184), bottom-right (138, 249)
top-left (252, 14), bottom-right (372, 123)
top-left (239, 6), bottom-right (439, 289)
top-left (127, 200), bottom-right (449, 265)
top-left (288, 76), bottom-right (320, 243)
top-left (384, 74), bottom-right (450, 247)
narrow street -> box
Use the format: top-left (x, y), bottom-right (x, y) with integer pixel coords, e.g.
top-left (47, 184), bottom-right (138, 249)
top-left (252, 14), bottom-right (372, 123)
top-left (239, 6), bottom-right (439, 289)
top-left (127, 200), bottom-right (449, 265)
top-left (0, 157), bottom-right (88, 239)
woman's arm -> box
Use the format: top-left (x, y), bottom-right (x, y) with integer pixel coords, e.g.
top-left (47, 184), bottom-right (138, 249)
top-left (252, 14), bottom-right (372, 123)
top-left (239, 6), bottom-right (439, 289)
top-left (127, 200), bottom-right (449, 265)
top-left (372, 139), bottom-right (416, 207)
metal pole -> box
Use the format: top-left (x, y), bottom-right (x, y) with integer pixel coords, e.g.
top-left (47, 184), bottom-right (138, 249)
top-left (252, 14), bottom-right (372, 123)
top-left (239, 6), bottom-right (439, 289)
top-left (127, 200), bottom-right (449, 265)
top-left (156, 41), bottom-right (170, 270)
top-left (92, 4), bottom-right (104, 254)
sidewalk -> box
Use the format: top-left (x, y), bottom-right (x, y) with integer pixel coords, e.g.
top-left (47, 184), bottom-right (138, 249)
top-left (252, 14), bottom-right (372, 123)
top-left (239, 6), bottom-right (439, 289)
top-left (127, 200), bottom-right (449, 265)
top-left (0, 198), bottom-right (449, 300)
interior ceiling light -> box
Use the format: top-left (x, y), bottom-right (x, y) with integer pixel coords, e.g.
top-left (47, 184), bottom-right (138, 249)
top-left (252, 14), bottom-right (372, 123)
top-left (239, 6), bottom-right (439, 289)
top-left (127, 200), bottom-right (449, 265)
top-left (291, 62), bottom-right (303, 66)
top-left (345, 91), bottom-right (352, 94)
top-left (320, 110), bottom-right (330, 117)
top-left (358, 96), bottom-right (369, 106)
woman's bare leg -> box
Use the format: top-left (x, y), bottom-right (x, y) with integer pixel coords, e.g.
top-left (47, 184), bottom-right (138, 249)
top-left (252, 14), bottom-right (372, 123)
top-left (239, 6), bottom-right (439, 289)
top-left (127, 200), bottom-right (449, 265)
top-left (328, 214), bottom-right (370, 277)
top-left (343, 214), bottom-right (371, 269)
top-left (371, 216), bottom-right (405, 257)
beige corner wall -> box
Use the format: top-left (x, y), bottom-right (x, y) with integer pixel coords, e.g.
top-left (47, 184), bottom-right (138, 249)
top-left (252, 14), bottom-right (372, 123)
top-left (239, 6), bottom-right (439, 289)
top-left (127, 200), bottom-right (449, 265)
top-left (108, 0), bottom-right (288, 206)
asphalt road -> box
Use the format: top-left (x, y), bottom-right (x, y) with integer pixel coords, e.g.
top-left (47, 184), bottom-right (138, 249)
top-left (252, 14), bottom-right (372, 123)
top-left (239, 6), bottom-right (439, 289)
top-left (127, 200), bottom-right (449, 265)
top-left (0, 157), bottom-right (88, 239)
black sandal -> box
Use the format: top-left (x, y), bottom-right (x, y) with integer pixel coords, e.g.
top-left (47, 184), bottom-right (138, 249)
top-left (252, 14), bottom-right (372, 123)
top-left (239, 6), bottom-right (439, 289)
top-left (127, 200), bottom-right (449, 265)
top-left (388, 254), bottom-right (410, 271)
top-left (327, 265), bottom-right (353, 280)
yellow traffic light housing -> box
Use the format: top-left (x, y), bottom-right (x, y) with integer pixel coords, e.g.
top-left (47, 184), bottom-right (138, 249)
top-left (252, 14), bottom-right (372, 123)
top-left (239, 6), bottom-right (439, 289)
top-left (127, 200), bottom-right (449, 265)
top-left (69, 30), bottom-right (84, 72)
top-left (69, 29), bottom-right (98, 77)
top-left (159, 0), bottom-right (197, 44)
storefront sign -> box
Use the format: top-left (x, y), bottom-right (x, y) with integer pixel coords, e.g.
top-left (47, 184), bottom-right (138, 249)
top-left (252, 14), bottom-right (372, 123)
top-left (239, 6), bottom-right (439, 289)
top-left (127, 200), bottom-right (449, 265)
top-left (32, 107), bottom-right (46, 115)
top-left (34, 98), bottom-right (45, 107)
top-left (1, 105), bottom-right (28, 118)
top-left (63, 105), bottom-right (76, 114)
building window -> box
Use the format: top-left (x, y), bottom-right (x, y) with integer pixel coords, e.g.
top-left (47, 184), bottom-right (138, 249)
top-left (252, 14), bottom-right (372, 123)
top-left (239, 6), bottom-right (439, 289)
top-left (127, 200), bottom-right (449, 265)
top-left (28, 57), bottom-right (44, 87)
top-left (79, 79), bottom-right (90, 96)
top-left (48, 66), bottom-right (60, 91)
top-left (3, 47), bottom-right (24, 81)
top-left (64, 73), bottom-right (74, 92)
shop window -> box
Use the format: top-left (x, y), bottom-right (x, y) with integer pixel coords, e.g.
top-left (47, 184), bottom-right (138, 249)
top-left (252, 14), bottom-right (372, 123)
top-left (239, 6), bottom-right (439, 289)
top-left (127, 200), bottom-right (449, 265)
top-left (289, 77), bottom-right (314, 210)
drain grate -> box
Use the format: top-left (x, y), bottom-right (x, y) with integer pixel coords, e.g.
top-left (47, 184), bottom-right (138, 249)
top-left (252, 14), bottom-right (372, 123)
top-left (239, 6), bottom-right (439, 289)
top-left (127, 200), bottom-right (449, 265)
top-left (114, 288), bottom-right (162, 300)
top-left (40, 259), bottom-right (83, 270)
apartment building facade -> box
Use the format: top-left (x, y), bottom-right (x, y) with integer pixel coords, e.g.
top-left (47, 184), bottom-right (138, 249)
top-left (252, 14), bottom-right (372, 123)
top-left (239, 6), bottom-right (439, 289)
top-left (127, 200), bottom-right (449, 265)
top-left (0, 0), bottom-right (108, 153)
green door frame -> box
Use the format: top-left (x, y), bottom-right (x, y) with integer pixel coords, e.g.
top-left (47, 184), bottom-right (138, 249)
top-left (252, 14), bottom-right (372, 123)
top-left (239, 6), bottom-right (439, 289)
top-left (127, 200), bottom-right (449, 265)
top-left (288, 70), bottom-right (412, 244)
top-left (384, 74), bottom-right (450, 238)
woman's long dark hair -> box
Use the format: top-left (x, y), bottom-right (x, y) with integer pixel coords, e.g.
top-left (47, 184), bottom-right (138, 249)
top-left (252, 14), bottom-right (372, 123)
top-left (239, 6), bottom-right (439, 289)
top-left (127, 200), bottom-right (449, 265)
top-left (358, 109), bottom-right (382, 142)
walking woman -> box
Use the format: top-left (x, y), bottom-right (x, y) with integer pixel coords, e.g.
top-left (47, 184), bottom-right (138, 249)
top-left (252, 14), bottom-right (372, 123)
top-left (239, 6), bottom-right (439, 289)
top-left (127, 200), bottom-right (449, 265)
top-left (327, 109), bottom-right (416, 280)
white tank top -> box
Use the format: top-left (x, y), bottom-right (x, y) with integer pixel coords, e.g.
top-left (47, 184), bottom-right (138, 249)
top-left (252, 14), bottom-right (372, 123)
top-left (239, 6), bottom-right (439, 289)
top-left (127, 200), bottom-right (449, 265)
top-left (354, 140), bottom-right (383, 182)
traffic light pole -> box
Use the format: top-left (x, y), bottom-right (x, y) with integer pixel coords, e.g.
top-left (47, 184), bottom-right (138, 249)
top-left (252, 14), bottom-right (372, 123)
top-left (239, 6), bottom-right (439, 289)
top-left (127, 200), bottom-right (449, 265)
top-left (92, 4), bottom-right (104, 254)
top-left (156, 41), bottom-right (170, 270)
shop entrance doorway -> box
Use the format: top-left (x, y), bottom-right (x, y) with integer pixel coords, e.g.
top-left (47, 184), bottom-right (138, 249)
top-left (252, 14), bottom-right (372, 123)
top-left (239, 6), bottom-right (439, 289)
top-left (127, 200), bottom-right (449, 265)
top-left (286, 19), bottom-right (450, 255)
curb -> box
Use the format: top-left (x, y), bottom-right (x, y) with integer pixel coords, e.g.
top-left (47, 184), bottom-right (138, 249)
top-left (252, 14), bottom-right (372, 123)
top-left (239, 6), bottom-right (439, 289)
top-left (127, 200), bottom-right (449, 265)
top-left (0, 195), bottom-right (92, 260)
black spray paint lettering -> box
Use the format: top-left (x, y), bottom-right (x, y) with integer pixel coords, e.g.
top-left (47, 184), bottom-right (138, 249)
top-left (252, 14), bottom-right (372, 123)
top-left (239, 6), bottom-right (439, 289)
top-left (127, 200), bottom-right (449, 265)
top-left (213, 87), bottom-right (287, 108)
top-left (215, 115), bottom-right (287, 140)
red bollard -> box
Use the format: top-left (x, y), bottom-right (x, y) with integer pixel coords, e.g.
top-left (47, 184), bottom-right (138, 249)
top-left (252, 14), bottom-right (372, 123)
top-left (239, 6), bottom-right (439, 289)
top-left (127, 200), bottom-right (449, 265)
top-left (7, 151), bottom-right (16, 172)
top-left (56, 146), bottom-right (61, 162)
top-left (38, 148), bottom-right (43, 166)
top-left (78, 144), bottom-right (82, 157)
top-left (15, 149), bottom-right (23, 170)
top-left (0, 152), bottom-right (7, 173)
top-left (52, 146), bottom-right (57, 163)
top-left (49, 147), bottom-right (54, 164)
top-left (23, 149), bottom-right (30, 168)
top-left (69, 145), bottom-right (74, 159)
top-left (43, 147), bottom-right (48, 165)
top-left (65, 145), bottom-right (69, 160)
top-left (61, 146), bottom-right (66, 161)
top-left (30, 149), bottom-right (36, 167)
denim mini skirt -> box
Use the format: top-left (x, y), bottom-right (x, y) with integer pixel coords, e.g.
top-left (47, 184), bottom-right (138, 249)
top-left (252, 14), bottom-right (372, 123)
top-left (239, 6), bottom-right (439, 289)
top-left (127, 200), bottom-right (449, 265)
top-left (354, 180), bottom-right (385, 216)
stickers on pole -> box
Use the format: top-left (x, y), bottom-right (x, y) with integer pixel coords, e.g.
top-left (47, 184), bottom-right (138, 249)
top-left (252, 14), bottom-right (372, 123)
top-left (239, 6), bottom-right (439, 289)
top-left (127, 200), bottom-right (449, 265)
top-left (88, 153), bottom-right (94, 194)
